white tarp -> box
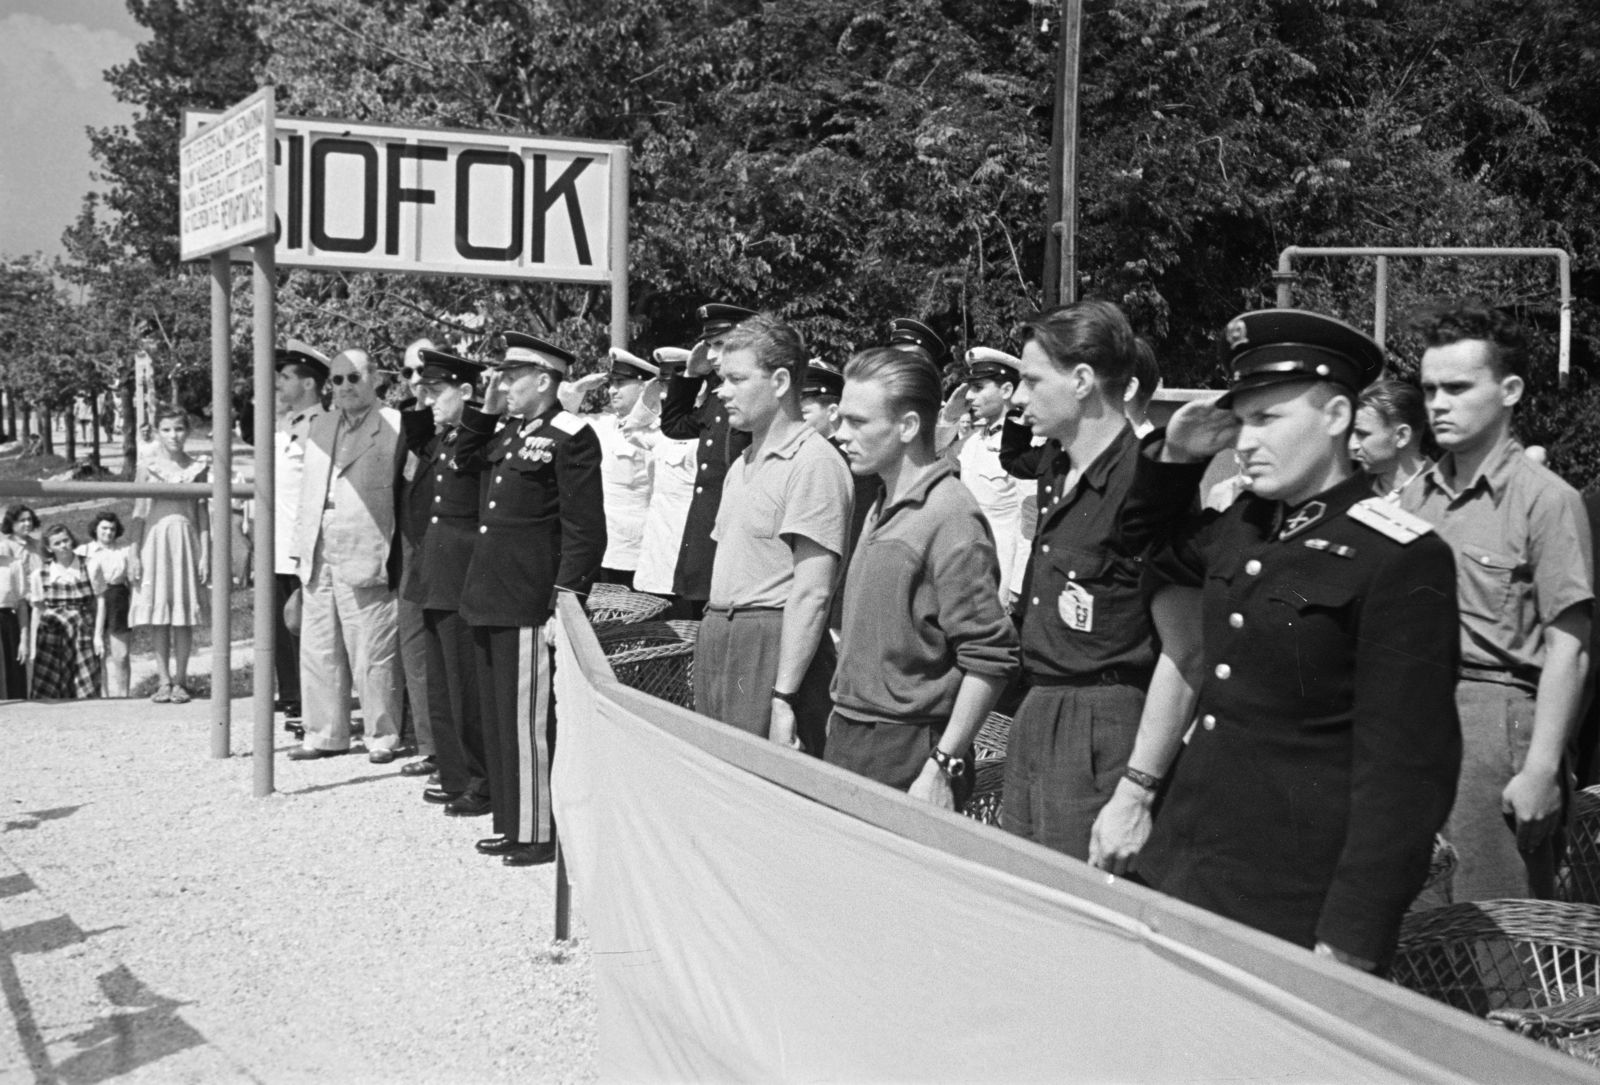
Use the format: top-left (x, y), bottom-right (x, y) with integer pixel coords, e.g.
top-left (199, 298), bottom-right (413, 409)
top-left (550, 598), bottom-right (1589, 1084)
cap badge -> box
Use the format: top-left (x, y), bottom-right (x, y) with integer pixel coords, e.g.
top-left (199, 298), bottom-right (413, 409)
top-left (1225, 318), bottom-right (1250, 349)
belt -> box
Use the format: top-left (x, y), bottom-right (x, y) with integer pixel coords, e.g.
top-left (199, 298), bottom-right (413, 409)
top-left (703, 604), bottom-right (784, 618)
top-left (1030, 666), bottom-right (1152, 689)
top-left (1460, 664), bottom-right (1540, 692)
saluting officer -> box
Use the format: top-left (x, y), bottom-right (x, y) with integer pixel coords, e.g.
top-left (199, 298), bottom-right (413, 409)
top-left (454, 332), bottom-right (606, 867)
top-left (661, 303), bottom-right (758, 618)
top-left (1096, 309), bottom-right (1463, 972)
top-left (399, 349), bottom-right (491, 817)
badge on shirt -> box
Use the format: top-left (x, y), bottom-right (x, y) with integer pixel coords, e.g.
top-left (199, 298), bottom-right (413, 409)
top-left (1059, 582), bottom-right (1094, 632)
top-left (518, 435), bottom-right (555, 463)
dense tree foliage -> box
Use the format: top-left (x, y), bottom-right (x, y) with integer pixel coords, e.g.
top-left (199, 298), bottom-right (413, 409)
top-left (10, 0), bottom-right (1600, 479)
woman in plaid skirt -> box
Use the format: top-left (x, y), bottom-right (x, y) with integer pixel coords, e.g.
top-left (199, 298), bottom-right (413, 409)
top-left (25, 524), bottom-right (105, 700)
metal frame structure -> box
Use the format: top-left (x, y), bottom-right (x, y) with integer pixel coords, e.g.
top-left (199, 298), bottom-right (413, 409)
top-left (1274, 246), bottom-right (1573, 381)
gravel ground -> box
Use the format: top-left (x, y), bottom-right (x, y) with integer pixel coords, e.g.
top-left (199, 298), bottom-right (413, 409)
top-left (0, 694), bottom-right (597, 1084)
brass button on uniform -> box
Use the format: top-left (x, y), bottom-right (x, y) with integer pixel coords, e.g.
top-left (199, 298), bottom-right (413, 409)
top-left (1214, 663), bottom-right (1231, 680)
top-left (488, 500), bottom-right (496, 509)
top-left (430, 516), bottom-right (438, 524)
top-left (1229, 613), bottom-right (1243, 628)
top-left (1041, 544), bottom-right (1050, 553)
top-left (479, 526), bottom-right (487, 534)
top-left (695, 486), bottom-right (704, 494)
top-left (1245, 559), bottom-right (1262, 575)
top-left (1202, 714), bottom-right (1217, 731)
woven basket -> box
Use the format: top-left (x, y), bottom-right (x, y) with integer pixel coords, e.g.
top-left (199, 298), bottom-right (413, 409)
top-left (586, 583), bottom-right (671, 630)
top-left (1392, 899), bottom-right (1600, 1046)
top-left (962, 712), bottom-right (1011, 826)
top-left (1559, 786), bottom-right (1600, 905)
top-left (595, 620), bottom-right (699, 709)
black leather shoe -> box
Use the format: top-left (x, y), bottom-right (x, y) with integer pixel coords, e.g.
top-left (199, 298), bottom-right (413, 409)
top-left (423, 788), bottom-right (462, 805)
top-left (287, 746), bottom-right (339, 761)
top-left (444, 793), bottom-right (492, 817)
top-left (427, 772), bottom-right (439, 785)
top-left (368, 749), bottom-right (398, 765)
top-left (276, 699), bottom-right (301, 718)
top-left (502, 842), bottom-right (557, 867)
top-left (399, 757), bottom-right (436, 778)
top-left (475, 836), bottom-right (516, 855)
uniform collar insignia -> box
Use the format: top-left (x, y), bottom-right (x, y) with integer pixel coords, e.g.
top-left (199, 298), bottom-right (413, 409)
top-left (1279, 499), bottom-right (1327, 540)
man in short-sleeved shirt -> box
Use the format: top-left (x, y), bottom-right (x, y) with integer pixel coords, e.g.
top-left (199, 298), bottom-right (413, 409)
top-left (1404, 302), bottom-right (1593, 900)
top-left (694, 314), bottom-right (854, 755)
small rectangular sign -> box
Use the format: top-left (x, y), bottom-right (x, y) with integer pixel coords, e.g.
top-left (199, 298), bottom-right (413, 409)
top-left (179, 88), bottom-right (275, 261)
top-left (183, 110), bottom-right (624, 283)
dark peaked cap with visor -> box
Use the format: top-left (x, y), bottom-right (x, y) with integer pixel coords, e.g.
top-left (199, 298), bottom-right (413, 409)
top-left (801, 358), bottom-right (844, 400)
top-left (888, 318), bottom-right (946, 362)
top-left (416, 348), bottom-right (485, 386)
top-left (697, 303), bottom-right (758, 338)
top-left (1217, 308), bottom-right (1385, 407)
top-left (491, 331), bottom-right (574, 377)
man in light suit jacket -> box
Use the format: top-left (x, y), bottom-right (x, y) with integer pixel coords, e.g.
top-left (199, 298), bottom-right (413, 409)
top-left (288, 347), bottom-right (406, 762)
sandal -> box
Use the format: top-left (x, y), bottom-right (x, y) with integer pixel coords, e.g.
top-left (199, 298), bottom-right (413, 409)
top-left (168, 685), bottom-right (192, 704)
top-left (151, 684), bottom-right (172, 704)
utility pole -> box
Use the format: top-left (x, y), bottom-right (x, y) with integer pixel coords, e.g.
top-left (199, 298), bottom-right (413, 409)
top-left (1055, 0), bottom-right (1084, 306)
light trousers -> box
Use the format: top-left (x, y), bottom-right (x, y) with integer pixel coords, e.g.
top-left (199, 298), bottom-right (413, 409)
top-left (298, 548), bottom-right (402, 753)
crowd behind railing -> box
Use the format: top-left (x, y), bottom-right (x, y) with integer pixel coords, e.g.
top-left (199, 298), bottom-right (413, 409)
top-left (9, 293), bottom-right (1600, 1053)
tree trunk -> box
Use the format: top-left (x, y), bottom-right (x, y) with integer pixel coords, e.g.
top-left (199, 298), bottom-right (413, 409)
top-left (3, 391), bottom-right (12, 442)
top-left (65, 411), bottom-right (76, 464)
top-left (120, 375), bottom-right (137, 479)
top-left (19, 405), bottom-right (31, 451)
top-left (40, 408), bottom-right (53, 457)
top-left (89, 403), bottom-right (101, 472)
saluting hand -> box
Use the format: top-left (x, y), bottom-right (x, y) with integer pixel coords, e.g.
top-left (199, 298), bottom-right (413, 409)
top-left (686, 341), bottom-right (714, 378)
top-left (1160, 395), bottom-right (1240, 464)
top-left (482, 371), bottom-right (509, 415)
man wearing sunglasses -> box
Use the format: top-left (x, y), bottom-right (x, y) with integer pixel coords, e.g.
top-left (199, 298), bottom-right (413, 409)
top-left (289, 347), bottom-right (406, 764)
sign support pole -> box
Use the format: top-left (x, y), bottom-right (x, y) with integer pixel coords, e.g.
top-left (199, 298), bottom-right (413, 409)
top-left (608, 145), bottom-right (630, 350)
top-left (252, 241), bottom-right (277, 798)
top-left (209, 254), bottom-right (233, 756)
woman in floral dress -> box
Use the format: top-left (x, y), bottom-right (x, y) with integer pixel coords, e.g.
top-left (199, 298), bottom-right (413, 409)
top-left (128, 407), bottom-right (210, 703)
top-left (27, 524), bottom-right (105, 700)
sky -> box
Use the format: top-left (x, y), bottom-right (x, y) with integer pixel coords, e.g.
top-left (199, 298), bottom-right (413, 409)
top-left (0, 0), bottom-right (147, 258)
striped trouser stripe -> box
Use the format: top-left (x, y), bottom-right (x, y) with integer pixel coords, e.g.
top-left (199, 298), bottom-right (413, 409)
top-left (516, 624), bottom-right (553, 844)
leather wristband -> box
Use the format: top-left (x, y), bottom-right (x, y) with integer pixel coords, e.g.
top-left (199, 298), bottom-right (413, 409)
top-left (929, 748), bottom-right (966, 779)
top-left (1123, 766), bottom-right (1162, 792)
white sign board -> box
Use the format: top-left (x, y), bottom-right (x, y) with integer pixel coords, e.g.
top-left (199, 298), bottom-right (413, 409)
top-left (179, 88), bottom-right (275, 261)
top-left (184, 111), bottom-right (625, 284)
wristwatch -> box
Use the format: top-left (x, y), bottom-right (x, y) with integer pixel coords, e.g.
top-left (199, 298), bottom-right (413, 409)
top-left (929, 747), bottom-right (966, 779)
top-left (771, 687), bottom-right (800, 706)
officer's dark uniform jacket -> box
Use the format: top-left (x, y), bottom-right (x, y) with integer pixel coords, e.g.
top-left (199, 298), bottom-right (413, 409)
top-left (453, 402), bottom-right (606, 628)
top-left (1003, 422), bottom-right (1155, 682)
top-left (661, 374), bottom-right (751, 600)
top-left (400, 409), bottom-right (483, 613)
top-left (1122, 450), bottom-right (1462, 965)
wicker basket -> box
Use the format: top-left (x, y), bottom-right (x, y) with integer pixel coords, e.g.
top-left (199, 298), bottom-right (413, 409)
top-left (1559, 786), bottom-right (1600, 905)
top-left (595, 620), bottom-right (699, 709)
top-left (962, 711), bottom-right (1011, 826)
top-left (586, 583), bottom-right (671, 630)
top-left (1392, 899), bottom-right (1600, 1048)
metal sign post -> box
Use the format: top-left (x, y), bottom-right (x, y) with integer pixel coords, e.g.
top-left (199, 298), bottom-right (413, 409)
top-left (252, 241), bottom-right (276, 797)
top-left (180, 86), bottom-right (275, 759)
top-left (209, 254), bottom-right (233, 756)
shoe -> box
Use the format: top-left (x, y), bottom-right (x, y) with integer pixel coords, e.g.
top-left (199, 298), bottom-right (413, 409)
top-left (423, 788), bottom-right (461, 805)
top-left (288, 746), bottom-right (339, 761)
top-left (287, 725), bottom-right (305, 741)
top-left (399, 757), bottom-right (436, 778)
top-left (274, 699), bottom-right (301, 717)
top-left (151, 685), bottom-right (172, 704)
top-left (502, 842), bottom-right (557, 867)
top-left (444, 793), bottom-right (492, 817)
top-left (168, 685), bottom-right (192, 704)
top-left (475, 835), bottom-right (516, 855)
top-left (368, 749), bottom-right (397, 764)
top-left (427, 772), bottom-right (440, 786)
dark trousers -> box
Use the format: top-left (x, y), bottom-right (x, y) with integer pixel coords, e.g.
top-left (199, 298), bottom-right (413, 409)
top-left (824, 711), bottom-right (975, 806)
top-left (397, 595), bottom-right (433, 756)
top-left (1001, 681), bottom-right (1145, 861)
top-left (273, 573), bottom-right (301, 705)
top-left (596, 567), bottom-right (635, 590)
top-left (692, 607), bottom-right (833, 757)
top-left (424, 609), bottom-right (486, 797)
top-left (0, 608), bottom-right (24, 699)
top-left (472, 624), bottom-right (555, 845)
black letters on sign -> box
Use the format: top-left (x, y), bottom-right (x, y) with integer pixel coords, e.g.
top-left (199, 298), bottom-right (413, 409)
top-left (455, 149), bottom-right (524, 261)
top-left (310, 138), bottom-right (378, 253)
top-left (385, 143), bottom-right (447, 255)
top-left (531, 156), bottom-right (593, 265)
top-left (272, 135), bottom-right (305, 248)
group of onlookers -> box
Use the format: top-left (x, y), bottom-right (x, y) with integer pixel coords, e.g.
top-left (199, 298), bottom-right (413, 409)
top-left (1, 406), bottom-right (209, 702)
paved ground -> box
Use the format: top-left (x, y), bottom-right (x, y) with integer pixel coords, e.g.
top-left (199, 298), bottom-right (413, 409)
top-left (0, 695), bottom-right (596, 1084)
